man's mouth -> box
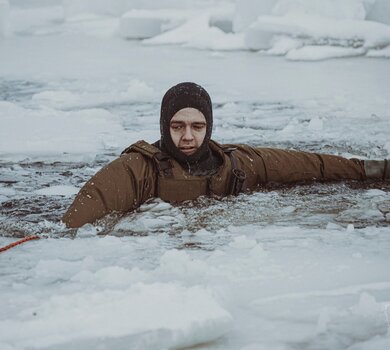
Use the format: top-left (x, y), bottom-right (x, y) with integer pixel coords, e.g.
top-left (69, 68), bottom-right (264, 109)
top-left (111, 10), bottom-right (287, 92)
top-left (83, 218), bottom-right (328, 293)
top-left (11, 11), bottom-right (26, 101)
top-left (180, 146), bottom-right (196, 155)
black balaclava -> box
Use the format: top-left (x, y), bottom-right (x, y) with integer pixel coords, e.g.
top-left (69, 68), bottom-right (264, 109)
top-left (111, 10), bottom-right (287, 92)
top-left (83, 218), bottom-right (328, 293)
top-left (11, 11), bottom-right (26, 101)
top-left (159, 82), bottom-right (213, 165)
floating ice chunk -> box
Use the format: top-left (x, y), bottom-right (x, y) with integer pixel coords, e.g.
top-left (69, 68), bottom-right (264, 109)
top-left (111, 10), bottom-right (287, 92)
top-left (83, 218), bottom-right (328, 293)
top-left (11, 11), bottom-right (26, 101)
top-left (126, 78), bottom-right (157, 101)
top-left (194, 228), bottom-right (212, 237)
top-left (244, 18), bottom-right (298, 51)
top-left (246, 14), bottom-right (390, 57)
top-left (116, 199), bottom-right (180, 233)
top-left (352, 292), bottom-right (382, 316)
top-left (287, 45), bottom-right (366, 61)
top-left (362, 0), bottom-right (378, 14)
top-left (245, 25), bottom-right (274, 50)
top-left (63, 0), bottom-right (127, 18)
top-left (365, 189), bottom-right (386, 197)
top-left (64, 0), bottom-right (197, 19)
top-left (115, 216), bottom-right (178, 233)
top-left (32, 90), bottom-right (81, 108)
top-left (367, 45), bottom-right (390, 58)
top-left (113, 201), bottom-right (184, 234)
top-left (138, 198), bottom-right (169, 212)
top-left (366, 0), bottom-right (390, 25)
top-left (64, 12), bottom-right (120, 38)
top-left (76, 223), bottom-right (99, 238)
top-left (273, 0), bottom-right (367, 20)
top-left (31, 81), bottom-right (156, 110)
top-left (134, 200), bottom-right (174, 214)
top-left (120, 10), bottom-right (186, 39)
top-left (0, 101), bottom-right (127, 162)
top-left (0, 0), bottom-right (9, 37)
top-left (235, 0), bottom-right (379, 41)
top-left (34, 257), bottom-right (95, 283)
top-left (210, 15), bottom-right (233, 34)
top-left (180, 229), bottom-right (193, 237)
top-left (266, 36), bottom-right (302, 55)
top-left (279, 118), bottom-right (299, 134)
top-left (233, 0), bottom-right (277, 32)
top-left (346, 224), bottom-right (355, 232)
top-left (0, 283), bottom-right (233, 350)
top-left (144, 200), bottom-right (172, 212)
top-left (337, 208), bottom-right (384, 223)
top-left (144, 14), bottom-right (246, 51)
top-left (280, 205), bottom-right (296, 214)
top-left (34, 185), bottom-right (79, 197)
top-left (221, 102), bottom-right (239, 112)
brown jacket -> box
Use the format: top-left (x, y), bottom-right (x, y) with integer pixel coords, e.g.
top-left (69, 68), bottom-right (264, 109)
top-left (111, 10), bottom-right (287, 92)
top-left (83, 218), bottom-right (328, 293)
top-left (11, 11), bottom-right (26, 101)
top-left (62, 140), bottom-right (366, 228)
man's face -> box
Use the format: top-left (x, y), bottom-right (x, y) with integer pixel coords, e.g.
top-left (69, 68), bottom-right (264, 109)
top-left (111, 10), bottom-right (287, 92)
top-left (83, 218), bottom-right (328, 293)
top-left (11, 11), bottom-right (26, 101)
top-left (170, 107), bottom-right (207, 156)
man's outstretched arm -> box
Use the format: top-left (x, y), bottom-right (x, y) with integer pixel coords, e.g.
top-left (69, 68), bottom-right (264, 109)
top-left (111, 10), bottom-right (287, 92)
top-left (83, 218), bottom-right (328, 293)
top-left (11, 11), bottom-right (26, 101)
top-left (232, 145), bottom-right (369, 185)
top-left (249, 147), bottom-right (389, 183)
top-left (62, 153), bottom-right (156, 228)
top-left (255, 148), bottom-right (366, 183)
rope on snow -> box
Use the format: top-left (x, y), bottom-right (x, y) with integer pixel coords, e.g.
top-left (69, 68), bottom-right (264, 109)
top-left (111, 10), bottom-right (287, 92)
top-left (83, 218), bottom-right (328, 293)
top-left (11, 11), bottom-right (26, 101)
top-left (0, 235), bottom-right (41, 253)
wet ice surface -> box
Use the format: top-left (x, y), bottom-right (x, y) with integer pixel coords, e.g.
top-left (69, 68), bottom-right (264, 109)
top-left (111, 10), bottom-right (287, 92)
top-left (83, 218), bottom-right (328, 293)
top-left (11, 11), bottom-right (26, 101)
top-left (1, 4), bottom-right (390, 349)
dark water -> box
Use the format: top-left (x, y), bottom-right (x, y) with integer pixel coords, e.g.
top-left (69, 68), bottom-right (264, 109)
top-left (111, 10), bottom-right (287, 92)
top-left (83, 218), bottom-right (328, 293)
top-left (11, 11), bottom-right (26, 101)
top-left (1, 156), bottom-right (389, 239)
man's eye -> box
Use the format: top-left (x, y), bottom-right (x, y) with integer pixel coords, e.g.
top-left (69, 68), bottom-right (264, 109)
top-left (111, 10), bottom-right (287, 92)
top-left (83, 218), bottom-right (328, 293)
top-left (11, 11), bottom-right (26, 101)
top-left (171, 125), bottom-right (182, 130)
top-left (193, 124), bottom-right (205, 131)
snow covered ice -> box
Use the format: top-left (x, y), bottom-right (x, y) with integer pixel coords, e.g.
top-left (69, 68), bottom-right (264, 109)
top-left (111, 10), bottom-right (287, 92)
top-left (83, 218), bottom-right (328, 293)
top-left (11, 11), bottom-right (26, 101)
top-left (1, 1), bottom-right (390, 349)
top-left (0, 0), bottom-right (9, 37)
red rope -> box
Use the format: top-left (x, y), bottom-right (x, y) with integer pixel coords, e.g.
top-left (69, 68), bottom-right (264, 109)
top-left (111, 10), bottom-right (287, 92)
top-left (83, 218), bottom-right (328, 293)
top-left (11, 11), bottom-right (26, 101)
top-left (0, 235), bottom-right (40, 253)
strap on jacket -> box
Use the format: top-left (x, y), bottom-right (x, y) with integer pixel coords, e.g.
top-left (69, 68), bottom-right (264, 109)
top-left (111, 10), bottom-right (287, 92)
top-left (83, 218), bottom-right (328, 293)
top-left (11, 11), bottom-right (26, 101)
top-left (223, 146), bottom-right (246, 195)
top-left (154, 152), bottom-right (173, 177)
top-left (121, 140), bottom-right (173, 178)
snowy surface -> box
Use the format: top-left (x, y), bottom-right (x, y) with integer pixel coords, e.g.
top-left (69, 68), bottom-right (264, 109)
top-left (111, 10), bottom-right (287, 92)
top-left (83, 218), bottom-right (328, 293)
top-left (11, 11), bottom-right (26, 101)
top-left (120, 10), bottom-right (190, 39)
top-left (367, 0), bottom-right (390, 25)
top-left (1, 1), bottom-right (390, 350)
top-left (245, 14), bottom-right (390, 59)
top-left (0, 0), bottom-right (9, 37)
top-left (20, 0), bottom-right (390, 60)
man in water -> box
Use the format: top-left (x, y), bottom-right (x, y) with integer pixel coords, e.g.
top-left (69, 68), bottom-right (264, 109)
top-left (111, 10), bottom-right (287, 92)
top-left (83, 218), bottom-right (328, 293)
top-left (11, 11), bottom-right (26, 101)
top-left (63, 82), bottom-right (389, 228)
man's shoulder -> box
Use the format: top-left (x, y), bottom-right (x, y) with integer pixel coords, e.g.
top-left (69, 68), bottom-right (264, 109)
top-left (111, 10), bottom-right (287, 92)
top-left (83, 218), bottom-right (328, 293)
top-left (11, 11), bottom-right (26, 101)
top-left (121, 140), bottom-right (161, 159)
top-left (210, 140), bottom-right (255, 153)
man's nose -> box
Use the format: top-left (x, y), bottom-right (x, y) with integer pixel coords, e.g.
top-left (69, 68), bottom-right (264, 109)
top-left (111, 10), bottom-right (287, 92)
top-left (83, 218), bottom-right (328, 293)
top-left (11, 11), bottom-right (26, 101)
top-left (182, 126), bottom-right (194, 140)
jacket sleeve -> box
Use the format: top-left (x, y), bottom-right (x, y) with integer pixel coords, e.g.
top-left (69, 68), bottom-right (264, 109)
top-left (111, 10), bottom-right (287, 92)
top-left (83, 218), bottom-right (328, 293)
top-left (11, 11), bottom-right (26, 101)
top-left (62, 153), bottom-right (156, 228)
top-left (234, 145), bottom-right (366, 187)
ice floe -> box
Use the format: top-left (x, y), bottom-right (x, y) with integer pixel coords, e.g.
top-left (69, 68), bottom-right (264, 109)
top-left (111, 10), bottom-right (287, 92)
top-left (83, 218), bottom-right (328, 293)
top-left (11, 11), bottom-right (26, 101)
top-left (0, 101), bottom-right (128, 162)
top-left (0, 282), bottom-right (232, 350)
top-left (8, 0), bottom-right (390, 60)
